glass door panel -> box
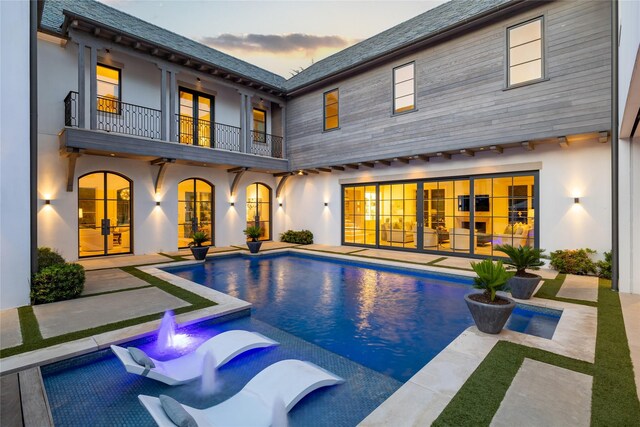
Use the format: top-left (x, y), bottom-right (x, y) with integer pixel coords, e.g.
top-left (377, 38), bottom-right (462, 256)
top-left (178, 179), bottom-right (214, 248)
top-left (246, 183), bottom-right (272, 241)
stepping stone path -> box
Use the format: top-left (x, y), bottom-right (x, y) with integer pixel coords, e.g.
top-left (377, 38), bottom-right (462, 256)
top-left (82, 269), bottom-right (150, 295)
top-left (0, 309), bottom-right (22, 349)
top-left (557, 274), bottom-right (599, 302)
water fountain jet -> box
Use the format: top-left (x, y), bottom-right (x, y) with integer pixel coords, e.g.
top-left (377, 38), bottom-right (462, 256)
top-left (156, 310), bottom-right (176, 352)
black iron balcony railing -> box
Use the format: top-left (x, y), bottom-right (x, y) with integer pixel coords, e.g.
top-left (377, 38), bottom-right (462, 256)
top-left (97, 96), bottom-right (162, 139)
top-left (250, 131), bottom-right (283, 158)
top-left (64, 91), bottom-right (79, 127)
top-left (176, 114), bottom-right (242, 152)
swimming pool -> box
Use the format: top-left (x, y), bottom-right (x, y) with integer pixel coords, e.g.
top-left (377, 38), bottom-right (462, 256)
top-left (164, 252), bottom-right (561, 382)
top-left (43, 252), bottom-right (561, 426)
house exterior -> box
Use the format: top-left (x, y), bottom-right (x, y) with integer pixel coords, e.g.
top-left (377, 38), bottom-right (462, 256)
top-left (1, 0), bottom-right (637, 309)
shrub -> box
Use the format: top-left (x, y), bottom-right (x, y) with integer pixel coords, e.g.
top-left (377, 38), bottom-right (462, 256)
top-left (280, 229), bottom-right (314, 245)
top-left (494, 244), bottom-right (545, 276)
top-left (550, 248), bottom-right (597, 275)
top-left (31, 263), bottom-right (86, 304)
top-left (470, 258), bottom-right (510, 302)
top-left (597, 251), bottom-right (612, 279)
top-left (37, 247), bottom-right (65, 272)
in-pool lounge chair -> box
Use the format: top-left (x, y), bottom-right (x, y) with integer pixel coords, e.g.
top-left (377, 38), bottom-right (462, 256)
top-left (111, 330), bottom-right (278, 386)
top-left (139, 359), bottom-right (344, 427)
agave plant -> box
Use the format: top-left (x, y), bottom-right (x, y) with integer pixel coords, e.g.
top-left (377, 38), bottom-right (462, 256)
top-left (494, 244), bottom-right (545, 276)
top-left (189, 231), bottom-right (210, 247)
top-left (470, 258), bottom-right (510, 302)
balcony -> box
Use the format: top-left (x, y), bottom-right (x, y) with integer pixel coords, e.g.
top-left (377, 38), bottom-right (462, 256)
top-left (63, 91), bottom-right (285, 161)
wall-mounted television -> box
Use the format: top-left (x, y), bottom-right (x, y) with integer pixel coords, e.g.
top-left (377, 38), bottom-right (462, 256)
top-left (458, 195), bottom-right (490, 212)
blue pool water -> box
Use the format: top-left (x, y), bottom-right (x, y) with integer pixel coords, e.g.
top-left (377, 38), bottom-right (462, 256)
top-left (43, 252), bottom-right (561, 426)
top-left (164, 252), bottom-right (561, 382)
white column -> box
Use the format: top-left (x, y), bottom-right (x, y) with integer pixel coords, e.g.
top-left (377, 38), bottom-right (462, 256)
top-left (169, 70), bottom-right (177, 141)
top-left (239, 92), bottom-right (246, 152)
top-left (77, 41), bottom-right (85, 128)
top-left (279, 103), bottom-right (286, 158)
top-left (246, 94), bottom-right (253, 152)
top-left (89, 45), bottom-right (97, 129)
top-left (159, 66), bottom-right (167, 140)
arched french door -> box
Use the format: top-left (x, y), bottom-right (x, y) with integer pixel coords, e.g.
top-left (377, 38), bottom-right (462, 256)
top-left (246, 183), bottom-right (272, 241)
top-left (78, 171), bottom-right (132, 258)
top-left (178, 178), bottom-right (214, 248)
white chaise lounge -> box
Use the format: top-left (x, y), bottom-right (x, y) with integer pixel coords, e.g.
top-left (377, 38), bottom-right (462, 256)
top-left (139, 359), bottom-right (344, 427)
top-left (111, 330), bottom-right (278, 386)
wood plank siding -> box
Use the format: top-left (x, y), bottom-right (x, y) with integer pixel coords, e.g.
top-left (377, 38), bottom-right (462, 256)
top-left (285, 0), bottom-right (611, 169)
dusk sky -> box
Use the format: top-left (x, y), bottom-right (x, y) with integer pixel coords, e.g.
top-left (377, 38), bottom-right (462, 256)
top-left (98, 0), bottom-right (447, 78)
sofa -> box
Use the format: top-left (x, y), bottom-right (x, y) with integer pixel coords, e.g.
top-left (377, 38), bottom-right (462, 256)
top-left (492, 222), bottom-right (533, 247)
top-left (79, 227), bottom-right (113, 252)
top-left (381, 222), bottom-right (414, 244)
top-left (450, 228), bottom-right (477, 252)
top-left (412, 225), bottom-right (438, 249)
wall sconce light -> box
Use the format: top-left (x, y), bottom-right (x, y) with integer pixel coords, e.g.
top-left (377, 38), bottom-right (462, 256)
top-left (156, 201), bottom-right (161, 206)
top-left (45, 199), bottom-right (51, 205)
top-left (197, 77), bottom-right (201, 82)
top-left (574, 197), bottom-right (580, 204)
top-left (297, 170), bottom-right (304, 176)
top-left (324, 202), bottom-right (328, 207)
top-left (230, 202), bottom-right (235, 206)
top-left (279, 202), bottom-right (283, 207)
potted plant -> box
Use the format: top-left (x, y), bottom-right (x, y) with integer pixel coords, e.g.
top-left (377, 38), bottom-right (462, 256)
top-left (465, 258), bottom-right (515, 334)
top-left (495, 244), bottom-right (545, 299)
top-left (188, 231), bottom-right (210, 260)
top-left (243, 226), bottom-right (263, 254)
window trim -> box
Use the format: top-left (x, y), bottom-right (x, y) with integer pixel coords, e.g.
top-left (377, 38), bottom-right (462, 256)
top-left (178, 86), bottom-right (215, 146)
top-left (323, 88), bottom-right (340, 132)
top-left (252, 107), bottom-right (268, 144)
top-left (506, 16), bottom-right (546, 88)
top-left (96, 63), bottom-right (122, 115)
top-left (392, 61), bottom-right (416, 115)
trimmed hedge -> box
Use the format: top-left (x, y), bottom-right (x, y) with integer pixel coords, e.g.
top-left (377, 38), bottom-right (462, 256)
top-left (37, 247), bottom-right (65, 272)
top-left (550, 248), bottom-right (597, 275)
top-left (31, 263), bottom-right (85, 304)
top-left (597, 251), bottom-right (612, 279)
top-left (280, 229), bottom-right (313, 244)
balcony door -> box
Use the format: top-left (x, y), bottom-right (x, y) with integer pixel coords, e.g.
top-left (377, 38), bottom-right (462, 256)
top-left (178, 178), bottom-right (214, 248)
top-left (78, 172), bottom-right (132, 258)
top-left (246, 183), bottom-right (271, 241)
top-left (178, 88), bottom-right (214, 147)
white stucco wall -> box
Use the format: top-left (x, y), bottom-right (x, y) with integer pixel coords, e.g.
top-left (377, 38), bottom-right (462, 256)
top-left (283, 141), bottom-right (612, 257)
top-left (0, 1), bottom-right (32, 309)
top-left (618, 0), bottom-right (640, 294)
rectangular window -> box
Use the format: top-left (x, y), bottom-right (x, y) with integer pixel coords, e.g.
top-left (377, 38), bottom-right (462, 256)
top-left (323, 89), bottom-right (339, 131)
top-left (253, 108), bottom-right (267, 143)
top-left (178, 88), bottom-right (214, 147)
top-left (508, 17), bottom-right (543, 86)
top-left (393, 62), bottom-right (415, 113)
top-left (96, 64), bottom-right (120, 114)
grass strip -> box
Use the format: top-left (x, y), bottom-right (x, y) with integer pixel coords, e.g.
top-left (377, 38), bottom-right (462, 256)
top-left (1, 267), bottom-right (215, 359)
top-left (433, 341), bottom-right (594, 426)
top-left (17, 306), bottom-right (42, 344)
top-left (426, 256), bottom-right (448, 266)
top-left (77, 285), bottom-right (154, 298)
top-left (159, 252), bottom-right (188, 261)
top-left (591, 278), bottom-right (640, 425)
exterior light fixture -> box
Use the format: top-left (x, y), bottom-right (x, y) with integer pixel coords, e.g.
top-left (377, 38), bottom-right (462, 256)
top-left (45, 199), bottom-right (51, 205)
top-left (279, 202), bottom-right (283, 207)
top-left (574, 197), bottom-right (580, 204)
top-left (197, 77), bottom-right (201, 82)
top-left (156, 201), bottom-right (161, 206)
top-left (324, 202), bottom-right (328, 207)
top-left (297, 170), bottom-right (304, 175)
top-left (230, 202), bottom-right (235, 206)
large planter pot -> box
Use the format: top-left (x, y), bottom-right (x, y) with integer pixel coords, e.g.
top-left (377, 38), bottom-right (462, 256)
top-left (508, 274), bottom-right (542, 299)
top-left (190, 246), bottom-right (209, 261)
top-left (247, 241), bottom-right (262, 254)
top-left (464, 293), bottom-right (516, 334)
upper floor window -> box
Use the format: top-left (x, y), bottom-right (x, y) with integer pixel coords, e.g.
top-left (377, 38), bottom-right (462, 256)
top-left (96, 64), bottom-right (120, 114)
top-left (324, 89), bottom-right (339, 131)
top-left (507, 17), bottom-right (544, 87)
top-left (253, 108), bottom-right (267, 143)
top-left (178, 88), bottom-right (214, 147)
top-left (393, 62), bottom-right (415, 113)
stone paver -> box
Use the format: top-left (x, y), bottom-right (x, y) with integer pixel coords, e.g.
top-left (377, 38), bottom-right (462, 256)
top-left (33, 287), bottom-right (189, 338)
top-left (620, 292), bottom-right (640, 402)
top-left (536, 268), bottom-right (559, 279)
top-left (301, 244), bottom-right (365, 254)
top-left (433, 256), bottom-right (475, 270)
top-left (0, 309), bottom-right (22, 349)
top-left (77, 254), bottom-right (173, 270)
top-left (82, 269), bottom-right (150, 295)
top-left (491, 358), bottom-right (592, 427)
top-left (356, 248), bottom-right (442, 264)
top-left (234, 241), bottom-right (298, 251)
top-left (557, 274), bottom-right (599, 302)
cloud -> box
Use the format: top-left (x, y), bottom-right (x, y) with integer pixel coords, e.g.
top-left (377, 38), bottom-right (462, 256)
top-left (200, 33), bottom-right (353, 56)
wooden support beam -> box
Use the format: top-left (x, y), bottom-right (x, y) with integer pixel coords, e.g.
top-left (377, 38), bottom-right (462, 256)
top-left (211, 69), bottom-right (219, 75)
top-left (92, 27), bottom-right (100, 36)
top-left (184, 59), bottom-right (192, 67)
top-left (113, 35), bottom-right (122, 43)
top-left (65, 149), bottom-right (81, 192)
top-left (317, 167), bottom-right (332, 173)
top-left (375, 160), bottom-right (392, 166)
top-left (599, 131), bottom-right (609, 143)
top-left (151, 48), bottom-right (159, 56)
top-left (273, 171), bottom-right (293, 177)
top-left (70, 19), bottom-right (78, 28)
top-left (521, 141), bottom-right (534, 151)
top-left (345, 164), bottom-right (359, 169)
top-left (168, 54), bottom-right (176, 61)
top-left (460, 149), bottom-right (475, 157)
top-left (558, 136), bottom-right (569, 148)
top-left (489, 145), bottom-right (503, 154)
top-left (236, 78), bottom-right (243, 84)
top-left (227, 166), bottom-right (248, 173)
top-left (417, 155), bottom-right (430, 162)
top-left (132, 41), bottom-right (141, 50)
top-left (305, 169), bottom-right (320, 174)
top-left (229, 168), bottom-right (248, 197)
top-left (394, 157), bottom-right (410, 164)
top-left (436, 152), bottom-right (451, 160)
top-left (331, 165), bottom-right (345, 171)
top-left (276, 175), bottom-right (291, 199)
top-left (359, 162), bottom-right (375, 168)
top-left (152, 159), bottom-right (175, 194)
top-left (198, 65), bottom-right (207, 71)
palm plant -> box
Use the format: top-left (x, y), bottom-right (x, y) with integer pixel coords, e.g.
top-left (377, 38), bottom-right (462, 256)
top-left (494, 244), bottom-right (545, 276)
top-left (470, 258), bottom-right (510, 302)
top-left (189, 231), bottom-right (209, 247)
top-left (243, 226), bottom-right (263, 242)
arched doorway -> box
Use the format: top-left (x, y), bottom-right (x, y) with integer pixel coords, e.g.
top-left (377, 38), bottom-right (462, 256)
top-left (246, 183), bottom-right (272, 241)
top-left (178, 178), bottom-right (214, 248)
top-left (78, 171), bottom-right (132, 257)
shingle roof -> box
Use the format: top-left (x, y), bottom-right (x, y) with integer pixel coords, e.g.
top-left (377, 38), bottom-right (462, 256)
top-left (283, 0), bottom-right (515, 91)
top-left (41, 0), bottom-right (287, 89)
top-left (41, 0), bottom-right (517, 93)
